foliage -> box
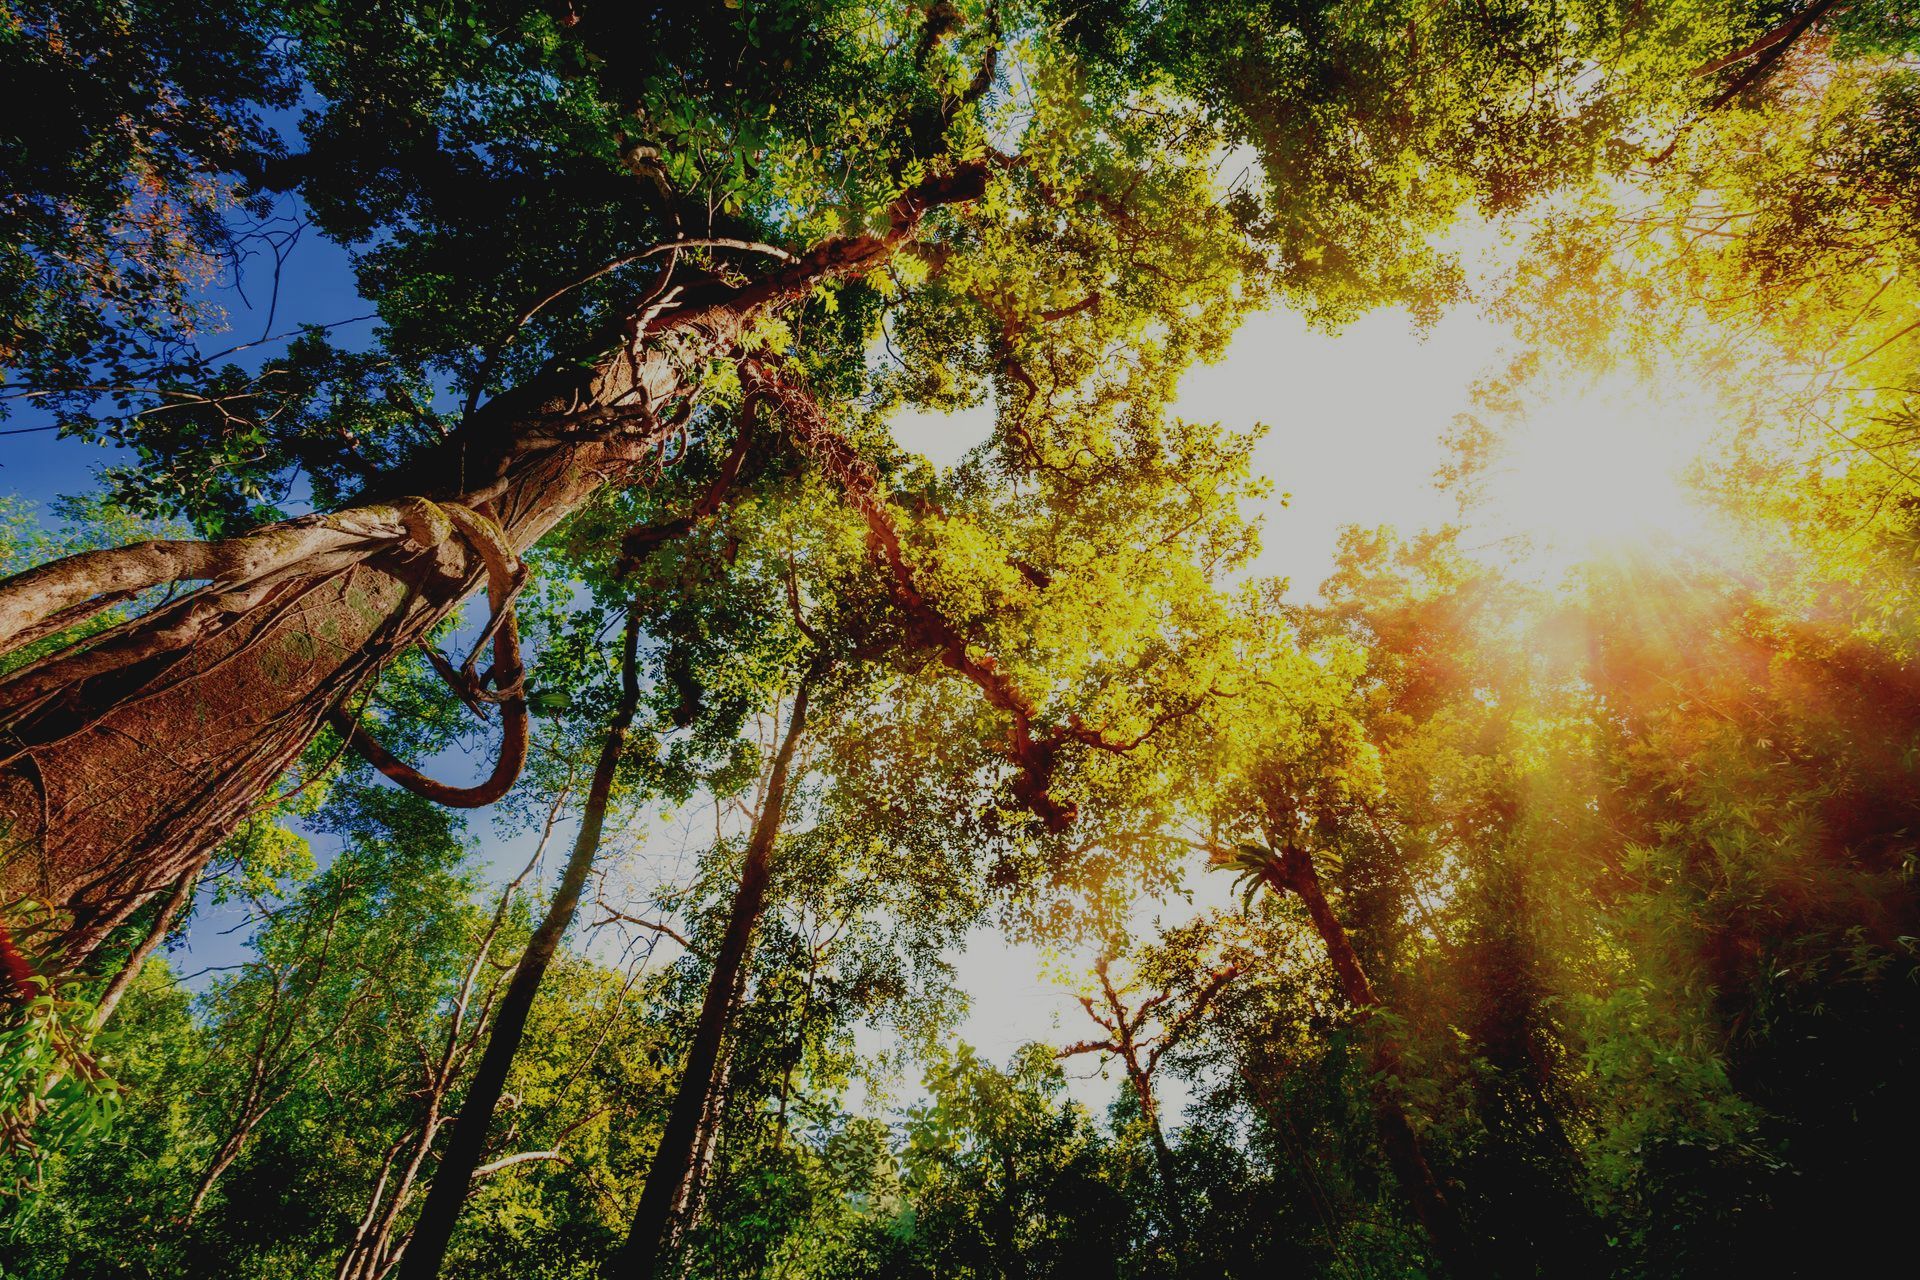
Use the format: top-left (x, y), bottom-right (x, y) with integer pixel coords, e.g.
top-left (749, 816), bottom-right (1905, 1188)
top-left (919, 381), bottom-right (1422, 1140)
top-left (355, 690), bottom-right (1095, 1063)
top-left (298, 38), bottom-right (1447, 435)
top-left (7, 2), bottom-right (1920, 1278)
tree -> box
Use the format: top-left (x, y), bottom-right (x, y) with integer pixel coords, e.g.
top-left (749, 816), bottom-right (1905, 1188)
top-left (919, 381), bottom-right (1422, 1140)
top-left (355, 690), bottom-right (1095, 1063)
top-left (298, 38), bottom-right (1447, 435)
top-left (1057, 935), bottom-right (1242, 1266)
top-left (0, 782), bottom-right (667, 1279)
top-left (15, 3), bottom-right (1920, 1277)
top-left (897, 1043), bottom-right (1136, 1279)
top-left (398, 598), bottom-right (647, 1278)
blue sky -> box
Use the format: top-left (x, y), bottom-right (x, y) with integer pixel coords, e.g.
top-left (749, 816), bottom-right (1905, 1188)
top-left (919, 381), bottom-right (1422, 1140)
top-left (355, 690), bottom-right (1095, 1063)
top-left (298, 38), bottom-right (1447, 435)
top-left (1, 192), bottom-right (376, 512)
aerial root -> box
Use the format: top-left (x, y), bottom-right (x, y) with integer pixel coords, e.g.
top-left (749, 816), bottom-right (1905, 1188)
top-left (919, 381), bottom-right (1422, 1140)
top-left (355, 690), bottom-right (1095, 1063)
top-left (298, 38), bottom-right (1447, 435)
top-left (328, 502), bottom-right (532, 808)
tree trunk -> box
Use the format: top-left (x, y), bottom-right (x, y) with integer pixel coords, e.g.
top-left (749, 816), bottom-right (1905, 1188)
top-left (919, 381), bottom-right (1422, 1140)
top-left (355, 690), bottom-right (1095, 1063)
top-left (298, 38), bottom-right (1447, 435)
top-left (0, 404), bottom-right (661, 968)
top-left (1126, 1064), bottom-right (1192, 1257)
top-left (993, 1147), bottom-right (1029, 1280)
top-left (664, 1046), bottom-right (731, 1271)
top-left (89, 864), bottom-right (198, 1031)
top-left (607, 677), bottom-right (813, 1280)
top-left (0, 164), bottom-right (984, 974)
top-left (1277, 851), bottom-right (1477, 1277)
top-left (397, 604), bottom-right (646, 1280)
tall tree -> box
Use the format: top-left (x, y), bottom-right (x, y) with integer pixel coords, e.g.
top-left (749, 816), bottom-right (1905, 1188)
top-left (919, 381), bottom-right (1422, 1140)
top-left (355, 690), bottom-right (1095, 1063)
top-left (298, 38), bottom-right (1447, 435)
top-left (1057, 939), bottom-right (1242, 1266)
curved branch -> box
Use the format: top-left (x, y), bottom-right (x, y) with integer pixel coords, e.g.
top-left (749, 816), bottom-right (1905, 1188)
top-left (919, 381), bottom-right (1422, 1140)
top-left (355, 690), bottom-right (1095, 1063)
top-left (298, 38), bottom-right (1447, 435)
top-left (327, 505), bottom-right (527, 808)
top-left (471, 1149), bottom-right (565, 1178)
top-left (617, 399), bottom-right (758, 575)
top-left (436, 503), bottom-right (526, 689)
top-left (591, 906), bottom-right (697, 953)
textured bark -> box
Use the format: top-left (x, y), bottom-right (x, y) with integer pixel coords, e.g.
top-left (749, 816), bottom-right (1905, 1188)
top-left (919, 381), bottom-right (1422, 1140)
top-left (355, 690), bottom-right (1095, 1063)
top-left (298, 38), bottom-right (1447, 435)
top-left (665, 1024), bottom-right (733, 1266)
top-left (0, 406), bottom-right (659, 968)
top-left (0, 162), bottom-right (986, 972)
top-left (609, 677), bottom-right (813, 1280)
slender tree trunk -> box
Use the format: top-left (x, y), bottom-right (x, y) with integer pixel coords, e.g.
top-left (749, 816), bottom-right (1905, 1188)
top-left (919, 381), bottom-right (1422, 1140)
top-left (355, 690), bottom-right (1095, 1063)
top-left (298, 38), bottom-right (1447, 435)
top-left (345, 800), bottom-right (558, 1280)
top-left (338, 1137), bottom-right (410, 1280)
top-left (663, 918), bottom-right (755, 1276)
top-left (185, 1106), bottom-right (269, 1222)
top-left (664, 1048), bottom-right (731, 1271)
top-left (1124, 1062), bottom-right (1192, 1256)
top-left (607, 677), bottom-right (814, 1280)
top-left (772, 941), bottom-right (822, 1151)
top-left (1275, 851), bottom-right (1477, 1276)
top-left (397, 603), bottom-right (646, 1280)
top-left (993, 1147), bottom-right (1029, 1280)
top-left (89, 864), bottom-right (197, 1031)
top-left (0, 165), bottom-right (983, 974)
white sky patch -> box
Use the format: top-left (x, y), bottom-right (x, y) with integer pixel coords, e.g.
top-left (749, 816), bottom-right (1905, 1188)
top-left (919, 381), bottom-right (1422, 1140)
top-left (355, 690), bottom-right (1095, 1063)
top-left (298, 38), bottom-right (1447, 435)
top-left (1186, 304), bottom-right (1500, 595)
top-left (887, 300), bottom-right (1504, 599)
top-left (890, 401), bottom-right (995, 471)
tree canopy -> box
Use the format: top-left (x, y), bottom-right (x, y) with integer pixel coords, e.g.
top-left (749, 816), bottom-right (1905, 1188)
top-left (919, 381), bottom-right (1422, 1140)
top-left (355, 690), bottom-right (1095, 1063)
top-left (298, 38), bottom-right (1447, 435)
top-left (4, 0), bottom-right (1920, 1277)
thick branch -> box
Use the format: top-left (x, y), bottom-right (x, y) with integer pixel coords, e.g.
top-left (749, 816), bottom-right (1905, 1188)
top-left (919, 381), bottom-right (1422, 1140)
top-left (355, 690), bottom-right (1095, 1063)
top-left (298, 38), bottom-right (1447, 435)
top-left (0, 500), bottom-right (460, 661)
top-left (752, 362), bottom-right (1079, 827)
top-left (1696, 0), bottom-right (1848, 79)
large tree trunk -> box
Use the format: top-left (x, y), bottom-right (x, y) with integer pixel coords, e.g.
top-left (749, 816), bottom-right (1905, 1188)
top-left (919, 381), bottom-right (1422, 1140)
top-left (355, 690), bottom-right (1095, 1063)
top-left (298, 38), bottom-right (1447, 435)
top-left (608, 677), bottom-right (813, 1280)
top-left (0, 376), bottom-right (666, 966)
top-left (0, 162), bottom-right (983, 972)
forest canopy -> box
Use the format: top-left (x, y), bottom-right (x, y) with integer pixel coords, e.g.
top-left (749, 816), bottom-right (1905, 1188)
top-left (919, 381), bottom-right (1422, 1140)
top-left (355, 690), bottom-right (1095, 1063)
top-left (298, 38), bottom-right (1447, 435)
top-left (2, 0), bottom-right (1919, 1276)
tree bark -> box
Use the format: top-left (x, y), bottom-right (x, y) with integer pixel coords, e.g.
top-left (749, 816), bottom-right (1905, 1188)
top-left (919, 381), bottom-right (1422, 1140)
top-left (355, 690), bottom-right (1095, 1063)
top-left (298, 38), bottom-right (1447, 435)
top-left (0, 397), bottom-right (655, 971)
top-left (396, 602), bottom-right (646, 1280)
top-left (607, 676), bottom-right (814, 1280)
top-left (664, 1041), bottom-right (732, 1269)
top-left (0, 164), bottom-right (986, 975)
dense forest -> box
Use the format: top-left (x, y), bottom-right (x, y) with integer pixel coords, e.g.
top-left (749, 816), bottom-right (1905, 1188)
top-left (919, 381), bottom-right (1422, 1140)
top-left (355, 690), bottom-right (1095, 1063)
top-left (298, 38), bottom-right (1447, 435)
top-left (2, 1), bottom-right (1919, 1275)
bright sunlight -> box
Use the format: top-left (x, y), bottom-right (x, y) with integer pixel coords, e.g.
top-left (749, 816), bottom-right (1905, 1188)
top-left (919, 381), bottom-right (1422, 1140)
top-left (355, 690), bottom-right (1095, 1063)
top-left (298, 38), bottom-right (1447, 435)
top-left (1466, 371), bottom-right (1728, 575)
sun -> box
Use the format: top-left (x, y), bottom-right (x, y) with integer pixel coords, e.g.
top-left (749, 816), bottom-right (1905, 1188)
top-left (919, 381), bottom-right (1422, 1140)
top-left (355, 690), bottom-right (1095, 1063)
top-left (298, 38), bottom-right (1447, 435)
top-left (1466, 370), bottom-right (1727, 575)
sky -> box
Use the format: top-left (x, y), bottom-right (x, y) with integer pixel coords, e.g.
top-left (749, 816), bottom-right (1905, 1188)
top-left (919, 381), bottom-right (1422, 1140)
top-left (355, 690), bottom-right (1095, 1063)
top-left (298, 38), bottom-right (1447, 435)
top-left (0, 212), bottom-right (372, 510)
top-left (894, 301), bottom-right (1500, 598)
